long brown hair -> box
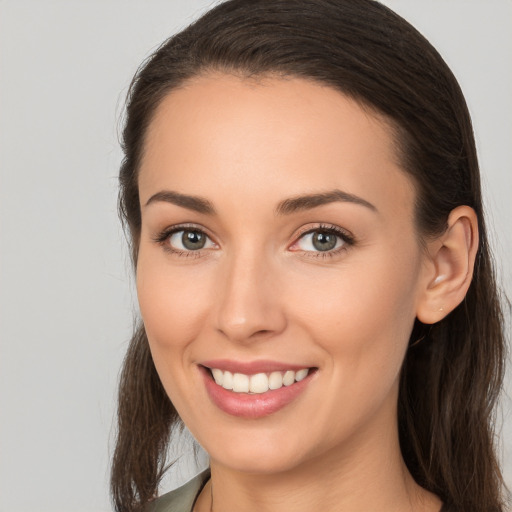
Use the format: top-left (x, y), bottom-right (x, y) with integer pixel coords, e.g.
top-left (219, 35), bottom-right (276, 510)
top-left (111, 1), bottom-right (507, 510)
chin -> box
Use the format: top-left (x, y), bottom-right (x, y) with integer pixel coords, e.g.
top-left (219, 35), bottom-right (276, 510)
top-left (212, 452), bottom-right (305, 475)
top-left (203, 428), bottom-right (313, 475)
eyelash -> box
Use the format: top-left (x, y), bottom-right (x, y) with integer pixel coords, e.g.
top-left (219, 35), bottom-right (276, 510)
top-left (152, 223), bottom-right (212, 259)
top-left (153, 223), bottom-right (355, 259)
top-left (292, 224), bottom-right (355, 259)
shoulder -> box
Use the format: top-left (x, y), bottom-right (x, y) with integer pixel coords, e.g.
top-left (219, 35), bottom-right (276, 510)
top-left (145, 470), bottom-right (210, 512)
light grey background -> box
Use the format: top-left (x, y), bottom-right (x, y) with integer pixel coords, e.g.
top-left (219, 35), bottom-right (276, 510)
top-left (0, 1), bottom-right (510, 511)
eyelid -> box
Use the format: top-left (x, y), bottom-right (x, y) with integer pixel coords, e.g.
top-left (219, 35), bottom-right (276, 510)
top-left (288, 223), bottom-right (355, 256)
top-left (152, 223), bottom-right (218, 255)
top-left (293, 223), bottom-right (353, 239)
top-left (152, 222), bottom-right (355, 259)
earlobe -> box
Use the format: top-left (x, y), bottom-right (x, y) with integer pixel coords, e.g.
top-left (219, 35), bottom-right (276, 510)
top-left (416, 206), bottom-right (479, 324)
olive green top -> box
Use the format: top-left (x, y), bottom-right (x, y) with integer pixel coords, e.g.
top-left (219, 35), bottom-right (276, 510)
top-left (146, 470), bottom-right (210, 512)
top-left (146, 470), bottom-right (451, 512)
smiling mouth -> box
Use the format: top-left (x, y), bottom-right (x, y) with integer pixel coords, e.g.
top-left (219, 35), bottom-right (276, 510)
top-left (205, 367), bottom-right (315, 394)
top-left (200, 363), bottom-right (318, 418)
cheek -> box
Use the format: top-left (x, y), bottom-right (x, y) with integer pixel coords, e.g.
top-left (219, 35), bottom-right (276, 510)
top-left (292, 246), bottom-right (420, 377)
top-left (135, 250), bottom-right (215, 422)
top-left (288, 255), bottom-right (419, 443)
top-left (136, 249), bottom-right (212, 356)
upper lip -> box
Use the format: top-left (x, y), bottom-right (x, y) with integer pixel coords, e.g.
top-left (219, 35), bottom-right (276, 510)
top-left (200, 359), bottom-right (314, 374)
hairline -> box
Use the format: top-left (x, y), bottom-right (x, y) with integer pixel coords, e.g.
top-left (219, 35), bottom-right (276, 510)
top-left (133, 67), bottom-right (432, 250)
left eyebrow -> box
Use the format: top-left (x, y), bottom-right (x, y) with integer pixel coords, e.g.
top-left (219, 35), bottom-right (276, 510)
top-left (275, 189), bottom-right (378, 215)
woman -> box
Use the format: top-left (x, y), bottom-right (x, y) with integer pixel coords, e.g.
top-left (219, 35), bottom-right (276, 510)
top-left (111, 1), bottom-right (507, 511)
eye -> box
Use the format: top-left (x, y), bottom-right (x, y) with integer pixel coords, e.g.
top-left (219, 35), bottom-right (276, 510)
top-left (290, 225), bottom-right (354, 254)
top-left (168, 229), bottom-right (215, 251)
top-left (297, 230), bottom-right (342, 252)
top-left (154, 226), bottom-right (217, 254)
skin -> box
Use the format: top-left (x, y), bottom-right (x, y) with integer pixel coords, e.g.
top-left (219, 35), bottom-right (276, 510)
top-left (135, 74), bottom-right (461, 511)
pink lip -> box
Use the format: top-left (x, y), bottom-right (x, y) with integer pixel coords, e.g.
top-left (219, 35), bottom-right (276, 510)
top-left (199, 364), bottom-right (316, 419)
top-left (200, 359), bottom-right (310, 374)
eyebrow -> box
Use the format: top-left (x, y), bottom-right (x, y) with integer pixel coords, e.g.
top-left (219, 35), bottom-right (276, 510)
top-left (275, 189), bottom-right (377, 215)
top-left (144, 188), bottom-right (377, 216)
top-left (145, 190), bottom-right (216, 215)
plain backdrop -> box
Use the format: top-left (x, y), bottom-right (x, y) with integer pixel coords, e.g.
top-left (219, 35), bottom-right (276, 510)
top-left (0, 1), bottom-right (510, 511)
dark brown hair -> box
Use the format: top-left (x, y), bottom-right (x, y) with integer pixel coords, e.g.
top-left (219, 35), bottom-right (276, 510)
top-left (112, 1), bottom-right (507, 510)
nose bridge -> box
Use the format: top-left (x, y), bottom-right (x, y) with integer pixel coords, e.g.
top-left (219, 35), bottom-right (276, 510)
top-left (215, 244), bottom-right (285, 342)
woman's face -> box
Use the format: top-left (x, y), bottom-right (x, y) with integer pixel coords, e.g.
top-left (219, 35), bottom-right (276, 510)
top-left (136, 74), bottom-right (431, 474)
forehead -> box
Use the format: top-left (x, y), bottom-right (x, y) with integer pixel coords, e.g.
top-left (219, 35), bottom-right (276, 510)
top-left (139, 73), bottom-right (415, 219)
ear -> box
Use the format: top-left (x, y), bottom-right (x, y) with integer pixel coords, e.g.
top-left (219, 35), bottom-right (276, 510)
top-left (416, 206), bottom-right (479, 324)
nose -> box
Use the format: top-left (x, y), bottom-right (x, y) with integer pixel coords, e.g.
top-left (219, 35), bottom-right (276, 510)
top-left (214, 249), bottom-right (287, 343)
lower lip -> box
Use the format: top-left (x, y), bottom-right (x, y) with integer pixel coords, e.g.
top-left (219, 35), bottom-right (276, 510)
top-left (200, 366), bottom-right (315, 419)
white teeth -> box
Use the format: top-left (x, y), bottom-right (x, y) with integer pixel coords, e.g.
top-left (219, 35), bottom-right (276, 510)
top-left (295, 368), bottom-right (309, 382)
top-left (210, 368), bottom-right (310, 393)
top-left (249, 373), bottom-right (269, 394)
top-left (283, 370), bottom-right (295, 386)
top-left (212, 368), bottom-right (224, 386)
top-left (268, 371), bottom-right (283, 390)
top-left (232, 373), bottom-right (249, 393)
top-left (222, 371), bottom-right (233, 390)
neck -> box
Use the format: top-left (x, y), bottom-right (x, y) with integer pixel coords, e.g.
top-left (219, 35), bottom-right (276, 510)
top-left (197, 417), bottom-right (441, 512)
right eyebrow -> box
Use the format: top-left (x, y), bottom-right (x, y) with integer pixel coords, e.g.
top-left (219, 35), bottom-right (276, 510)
top-left (144, 190), bottom-right (216, 215)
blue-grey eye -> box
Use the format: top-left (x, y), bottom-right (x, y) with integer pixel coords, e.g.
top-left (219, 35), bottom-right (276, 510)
top-left (297, 230), bottom-right (344, 252)
top-left (168, 230), bottom-right (215, 251)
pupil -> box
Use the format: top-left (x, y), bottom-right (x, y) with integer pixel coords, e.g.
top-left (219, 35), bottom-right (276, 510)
top-left (312, 231), bottom-right (337, 251)
top-left (182, 231), bottom-right (206, 250)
